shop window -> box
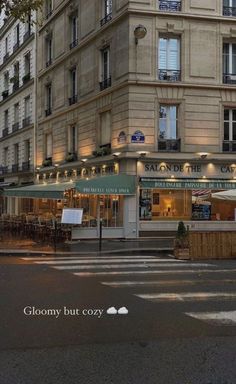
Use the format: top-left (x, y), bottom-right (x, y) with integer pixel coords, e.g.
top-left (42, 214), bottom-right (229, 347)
top-left (158, 105), bottom-right (180, 151)
top-left (158, 37), bottom-right (180, 81)
top-left (223, 108), bottom-right (236, 152)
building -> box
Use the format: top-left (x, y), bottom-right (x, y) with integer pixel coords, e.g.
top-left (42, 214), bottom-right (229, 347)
top-left (0, 10), bottom-right (36, 215)
top-left (4, 0), bottom-right (236, 238)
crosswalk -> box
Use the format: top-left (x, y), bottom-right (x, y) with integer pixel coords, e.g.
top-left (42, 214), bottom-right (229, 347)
top-left (22, 254), bottom-right (236, 327)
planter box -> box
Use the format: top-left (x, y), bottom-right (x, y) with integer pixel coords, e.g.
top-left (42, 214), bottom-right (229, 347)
top-left (174, 248), bottom-right (190, 260)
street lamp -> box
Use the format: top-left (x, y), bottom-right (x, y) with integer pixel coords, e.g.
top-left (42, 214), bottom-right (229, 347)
top-left (134, 25), bottom-right (147, 44)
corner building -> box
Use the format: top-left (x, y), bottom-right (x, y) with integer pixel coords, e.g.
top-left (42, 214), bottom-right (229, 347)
top-left (35, 0), bottom-right (236, 239)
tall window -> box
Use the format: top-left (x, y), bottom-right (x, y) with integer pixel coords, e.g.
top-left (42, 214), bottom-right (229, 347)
top-left (100, 111), bottom-right (111, 147)
top-left (100, 47), bottom-right (111, 90)
top-left (101, 0), bottom-right (112, 25)
top-left (223, 0), bottom-right (236, 16)
top-left (223, 43), bottom-right (236, 83)
top-left (4, 71), bottom-right (9, 91)
top-left (158, 37), bottom-right (180, 81)
top-left (5, 36), bottom-right (8, 55)
top-left (24, 52), bottom-right (30, 75)
top-left (4, 110), bottom-right (9, 129)
top-left (45, 0), bottom-right (53, 18)
top-left (69, 68), bottom-right (77, 105)
top-left (24, 96), bottom-right (30, 118)
top-left (68, 126), bottom-right (77, 154)
top-left (158, 105), bottom-right (180, 151)
top-left (45, 84), bottom-right (52, 116)
top-left (46, 36), bottom-right (52, 66)
top-left (24, 140), bottom-right (31, 162)
top-left (14, 103), bottom-right (19, 123)
top-left (70, 14), bottom-right (78, 49)
top-left (14, 24), bottom-right (20, 49)
top-left (14, 144), bottom-right (19, 165)
top-left (3, 147), bottom-right (8, 166)
top-left (224, 109), bottom-right (236, 141)
top-left (45, 133), bottom-right (53, 159)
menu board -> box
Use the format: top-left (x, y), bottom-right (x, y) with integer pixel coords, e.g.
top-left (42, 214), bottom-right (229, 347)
top-left (61, 208), bottom-right (83, 224)
top-left (192, 204), bottom-right (211, 220)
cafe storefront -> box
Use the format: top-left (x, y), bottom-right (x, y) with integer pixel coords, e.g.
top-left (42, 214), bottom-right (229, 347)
top-left (138, 160), bottom-right (236, 235)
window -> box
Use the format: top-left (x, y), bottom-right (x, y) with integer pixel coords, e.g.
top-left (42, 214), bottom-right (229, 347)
top-left (158, 105), bottom-right (180, 151)
top-left (14, 143), bottom-right (19, 165)
top-left (45, 0), bottom-right (53, 18)
top-left (70, 14), bottom-right (78, 49)
top-left (4, 71), bottom-right (9, 91)
top-left (158, 0), bottom-right (181, 12)
top-left (24, 13), bottom-right (31, 41)
top-left (46, 36), bottom-right (52, 67)
top-left (101, 0), bottom-right (112, 26)
top-left (3, 147), bottom-right (8, 166)
top-left (24, 96), bottom-right (30, 118)
top-left (5, 36), bottom-right (8, 55)
top-left (45, 84), bottom-right (52, 116)
top-left (100, 47), bottom-right (111, 90)
top-left (13, 103), bottom-right (20, 131)
top-left (4, 110), bottom-right (9, 129)
top-left (100, 110), bottom-right (111, 147)
top-left (69, 68), bottom-right (77, 105)
top-left (223, 0), bottom-right (236, 16)
top-left (24, 52), bottom-right (30, 75)
top-left (68, 126), bottom-right (77, 154)
top-left (223, 109), bottom-right (236, 152)
top-left (158, 37), bottom-right (180, 81)
top-left (223, 42), bottom-right (236, 83)
top-left (12, 62), bottom-right (20, 91)
top-left (24, 140), bottom-right (30, 162)
top-left (14, 24), bottom-right (20, 50)
top-left (45, 133), bottom-right (52, 159)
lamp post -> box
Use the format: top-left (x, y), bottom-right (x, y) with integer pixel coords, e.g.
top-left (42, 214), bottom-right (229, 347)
top-left (133, 25), bottom-right (147, 81)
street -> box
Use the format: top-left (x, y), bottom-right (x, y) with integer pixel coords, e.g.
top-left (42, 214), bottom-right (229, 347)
top-left (1, 253), bottom-right (236, 383)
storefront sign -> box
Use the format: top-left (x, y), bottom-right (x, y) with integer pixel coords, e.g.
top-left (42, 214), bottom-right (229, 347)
top-left (140, 178), bottom-right (236, 190)
top-left (76, 174), bottom-right (136, 195)
top-left (131, 130), bottom-right (145, 143)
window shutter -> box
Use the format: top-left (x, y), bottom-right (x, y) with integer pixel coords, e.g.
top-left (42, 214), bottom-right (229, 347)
top-left (168, 39), bottom-right (179, 70)
top-left (159, 38), bottom-right (167, 69)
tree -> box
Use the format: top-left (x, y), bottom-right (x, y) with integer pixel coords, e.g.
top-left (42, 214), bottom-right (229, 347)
top-left (0, 0), bottom-right (43, 22)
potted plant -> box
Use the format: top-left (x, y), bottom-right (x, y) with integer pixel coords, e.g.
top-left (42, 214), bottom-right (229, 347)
top-left (174, 221), bottom-right (190, 260)
top-left (92, 147), bottom-right (111, 157)
top-left (42, 157), bottom-right (52, 167)
top-left (65, 152), bottom-right (77, 162)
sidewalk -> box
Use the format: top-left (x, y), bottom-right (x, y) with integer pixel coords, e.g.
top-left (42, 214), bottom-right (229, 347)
top-left (0, 234), bottom-right (174, 256)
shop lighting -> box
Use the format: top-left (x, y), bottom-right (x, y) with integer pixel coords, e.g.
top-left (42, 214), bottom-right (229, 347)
top-left (81, 158), bottom-right (87, 163)
top-left (171, 175), bottom-right (175, 179)
top-left (202, 176), bottom-right (206, 179)
top-left (199, 152), bottom-right (208, 159)
top-left (112, 152), bottom-right (121, 157)
top-left (137, 151), bottom-right (149, 157)
top-left (233, 177), bottom-right (236, 180)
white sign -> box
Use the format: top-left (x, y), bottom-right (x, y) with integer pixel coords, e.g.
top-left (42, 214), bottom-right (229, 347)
top-left (61, 208), bottom-right (83, 224)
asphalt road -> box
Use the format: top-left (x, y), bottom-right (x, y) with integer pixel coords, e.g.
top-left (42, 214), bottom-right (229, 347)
top-left (1, 254), bottom-right (236, 383)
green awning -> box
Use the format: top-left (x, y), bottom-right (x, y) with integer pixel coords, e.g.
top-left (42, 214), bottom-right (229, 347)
top-left (3, 182), bottom-right (75, 199)
top-left (76, 174), bottom-right (136, 195)
top-left (140, 178), bottom-right (236, 190)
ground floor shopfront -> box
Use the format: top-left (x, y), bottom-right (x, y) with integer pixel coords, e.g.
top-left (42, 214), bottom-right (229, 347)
top-left (3, 158), bottom-right (236, 238)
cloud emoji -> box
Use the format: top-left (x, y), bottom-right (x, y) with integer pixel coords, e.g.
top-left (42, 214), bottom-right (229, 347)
top-left (106, 307), bottom-right (117, 315)
top-left (118, 307), bottom-right (129, 315)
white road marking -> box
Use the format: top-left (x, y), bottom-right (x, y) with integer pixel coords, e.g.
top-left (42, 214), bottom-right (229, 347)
top-left (21, 255), bottom-right (167, 261)
top-left (53, 263), bottom-right (211, 270)
top-left (101, 279), bottom-right (236, 288)
top-left (34, 259), bottom-right (185, 265)
top-left (135, 292), bottom-right (236, 302)
top-left (73, 268), bottom-right (236, 277)
top-left (185, 310), bottom-right (236, 326)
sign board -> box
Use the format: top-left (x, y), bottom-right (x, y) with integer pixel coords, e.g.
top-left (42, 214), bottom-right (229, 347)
top-left (140, 178), bottom-right (236, 190)
top-left (61, 208), bottom-right (83, 224)
top-left (131, 130), bottom-right (145, 143)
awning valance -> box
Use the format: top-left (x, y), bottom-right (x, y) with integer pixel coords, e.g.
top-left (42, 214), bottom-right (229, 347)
top-left (76, 174), bottom-right (136, 195)
top-left (212, 189), bottom-right (236, 200)
top-left (3, 182), bottom-right (75, 199)
top-left (140, 178), bottom-right (236, 190)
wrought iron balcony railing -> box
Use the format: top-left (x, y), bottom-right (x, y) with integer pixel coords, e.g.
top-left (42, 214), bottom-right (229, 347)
top-left (12, 81), bottom-right (19, 92)
top-left (158, 69), bottom-right (181, 81)
top-left (22, 72), bottom-right (30, 84)
top-left (23, 30), bottom-right (31, 42)
top-left (22, 116), bottom-right (31, 128)
top-left (159, 0), bottom-right (181, 11)
top-left (46, 58), bottom-right (52, 67)
top-left (100, 13), bottom-right (112, 27)
top-left (3, 52), bottom-right (9, 62)
top-left (2, 90), bottom-right (9, 100)
top-left (222, 140), bottom-right (236, 152)
top-left (223, 73), bottom-right (236, 84)
top-left (46, 10), bottom-right (53, 19)
top-left (2, 127), bottom-right (8, 137)
top-left (45, 108), bottom-right (52, 117)
top-left (99, 77), bottom-right (111, 91)
top-left (22, 161), bottom-right (31, 171)
top-left (223, 6), bottom-right (236, 16)
top-left (69, 39), bottom-right (78, 49)
top-left (158, 138), bottom-right (181, 152)
top-left (69, 95), bottom-right (78, 105)
top-left (1, 166), bottom-right (8, 175)
top-left (12, 122), bottom-right (19, 132)
top-left (12, 164), bottom-right (19, 173)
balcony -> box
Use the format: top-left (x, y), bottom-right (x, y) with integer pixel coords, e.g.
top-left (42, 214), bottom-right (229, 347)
top-left (46, 58), bottom-right (52, 67)
top-left (158, 138), bottom-right (181, 152)
top-left (22, 161), bottom-right (31, 171)
top-left (2, 90), bottom-right (9, 100)
top-left (12, 81), bottom-right (20, 93)
top-left (158, 69), bottom-right (181, 81)
top-left (99, 77), bottom-right (111, 91)
top-left (22, 117), bottom-right (31, 128)
top-left (2, 127), bottom-right (8, 137)
top-left (12, 122), bottom-right (20, 132)
top-left (222, 140), bottom-right (236, 152)
top-left (65, 152), bottom-right (77, 162)
top-left (100, 13), bottom-right (112, 27)
top-left (223, 73), bottom-right (236, 84)
top-left (23, 30), bottom-right (31, 42)
top-left (159, 0), bottom-right (181, 11)
top-left (13, 41), bottom-right (20, 52)
top-left (1, 166), bottom-right (8, 175)
top-left (223, 6), bottom-right (236, 16)
top-left (12, 164), bottom-right (19, 173)
top-left (22, 72), bottom-right (31, 84)
top-left (69, 39), bottom-right (78, 50)
top-left (45, 108), bottom-right (52, 117)
top-left (46, 10), bottom-right (53, 19)
top-left (68, 94), bottom-right (78, 105)
top-left (3, 52), bottom-right (9, 63)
